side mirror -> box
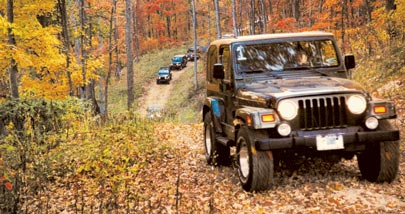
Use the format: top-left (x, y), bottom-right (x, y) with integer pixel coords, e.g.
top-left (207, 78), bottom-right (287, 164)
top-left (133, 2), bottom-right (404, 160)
top-left (213, 63), bottom-right (225, 79)
top-left (344, 54), bottom-right (355, 69)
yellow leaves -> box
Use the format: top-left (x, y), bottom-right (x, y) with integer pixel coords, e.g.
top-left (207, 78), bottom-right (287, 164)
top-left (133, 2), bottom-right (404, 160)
top-left (327, 181), bottom-right (345, 192)
top-left (14, 0), bottom-right (56, 16)
top-left (0, 15), bottom-right (12, 34)
top-left (0, 0), bottom-right (77, 100)
top-left (20, 76), bottom-right (71, 99)
top-left (327, 196), bottom-right (341, 206)
top-left (86, 57), bottom-right (104, 78)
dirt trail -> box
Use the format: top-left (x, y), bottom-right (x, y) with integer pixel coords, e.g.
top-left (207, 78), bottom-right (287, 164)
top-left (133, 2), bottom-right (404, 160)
top-left (143, 123), bottom-right (405, 213)
top-left (137, 66), bottom-right (188, 117)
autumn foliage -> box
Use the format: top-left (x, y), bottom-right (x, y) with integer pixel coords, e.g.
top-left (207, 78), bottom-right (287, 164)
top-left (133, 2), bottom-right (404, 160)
top-left (0, 0), bottom-right (404, 213)
top-left (0, 0), bottom-right (404, 100)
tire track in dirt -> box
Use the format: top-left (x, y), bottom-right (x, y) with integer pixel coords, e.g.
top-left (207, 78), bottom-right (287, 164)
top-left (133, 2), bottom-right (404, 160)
top-left (137, 65), bottom-right (189, 117)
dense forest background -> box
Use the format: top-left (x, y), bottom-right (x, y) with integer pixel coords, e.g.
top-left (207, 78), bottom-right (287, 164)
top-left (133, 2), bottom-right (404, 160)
top-left (1, 0), bottom-right (404, 106)
top-left (0, 0), bottom-right (404, 213)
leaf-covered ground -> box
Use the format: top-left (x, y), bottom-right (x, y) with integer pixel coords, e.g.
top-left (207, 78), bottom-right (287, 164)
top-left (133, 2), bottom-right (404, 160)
top-left (22, 121), bottom-right (404, 213)
top-left (139, 122), bottom-right (405, 214)
top-left (21, 69), bottom-right (403, 213)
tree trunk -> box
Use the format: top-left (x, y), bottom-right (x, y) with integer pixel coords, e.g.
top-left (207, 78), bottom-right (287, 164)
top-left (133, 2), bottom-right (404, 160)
top-left (293, 0), bottom-right (300, 27)
top-left (84, 2), bottom-right (99, 114)
top-left (364, 0), bottom-right (372, 23)
top-left (385, 0), bottom-right (397, 43)
top-left (364, 0), bottom-right (373, 54)
top-left (125, 0), bottom-right (134, 110)
top-left (232, 0), bottom-right (238, 36)
top-left (250, 0), bottom-right (255, 35)
top-left (238, 0), bottom-right (244, 35)
top-left (318, 0), bottom-right (323, 14)
top-left (348, 0), bottom-right (354, 29)
top-left (7, 0), bottom-right (19, 98)
top-left (105, 0), bottom-right (117, 117)
top-left (73, 0), bottom-right (81, 95)
top-left (259, 0), bottom-right (266, 33)
top-left (58, 0), bottom-right (73, 96)
top-left (214, 0), bottom-right (221, 38)
top-left (166, 15), bottom-right (171, 39)
top-left (192, 0), bottom-right (198, 90)
top-left (114, 0), bottom-right (120, 79)
top-left (79, 0), bottom-right (87, 98)
top-left (267, 0), bottom-right (273, 32)
top-left (207, 7), bottom-right (211, 42)
top-left (133, 0), bottom-right (140, 63)
top-left (341, 0), bottom-right (347, 52)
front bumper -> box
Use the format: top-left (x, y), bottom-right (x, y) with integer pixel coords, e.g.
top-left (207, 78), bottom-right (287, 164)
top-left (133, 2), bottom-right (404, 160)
top-left (255, 129), bottom-right (400, 151)
top-left (157, 77), bottom-right (170, 83)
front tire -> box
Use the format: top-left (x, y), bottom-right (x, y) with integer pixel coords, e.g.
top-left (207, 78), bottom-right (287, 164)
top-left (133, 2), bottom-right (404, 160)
top-left (203, 112), bottom-right (230, 166)
top-left (357, 120), bottom-right (400, 183)
top-left (237, 126), bottom-right (274, 191)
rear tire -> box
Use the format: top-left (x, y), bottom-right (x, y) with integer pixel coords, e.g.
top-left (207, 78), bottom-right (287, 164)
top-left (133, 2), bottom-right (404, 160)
top-left (203, 112), bottom-right (231, 166)
top-left (357, 120), bottom-right (400, 183)
top-left (237, 126), bottom-right (274, 191)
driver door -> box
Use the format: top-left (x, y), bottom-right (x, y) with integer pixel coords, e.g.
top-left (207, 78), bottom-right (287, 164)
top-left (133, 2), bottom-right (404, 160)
top-left (218, 46), bottom-right (236, 126)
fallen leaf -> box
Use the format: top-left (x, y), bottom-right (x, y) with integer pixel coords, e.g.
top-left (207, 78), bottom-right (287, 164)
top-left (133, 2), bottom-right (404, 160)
top-left (5, 182), bottom-right (12, 190)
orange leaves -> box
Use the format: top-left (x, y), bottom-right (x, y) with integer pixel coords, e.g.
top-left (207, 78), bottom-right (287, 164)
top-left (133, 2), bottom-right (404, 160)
top-left (327, 181), bottom-right (345, 191)
top-left (0, 176), bottom-right (13, 191)
top-left (4, 182), bottom-right (13, 190)
top-left (274, 18), bottom-right (297, 32)
top-left (145, 2), bottom-right (161, 14)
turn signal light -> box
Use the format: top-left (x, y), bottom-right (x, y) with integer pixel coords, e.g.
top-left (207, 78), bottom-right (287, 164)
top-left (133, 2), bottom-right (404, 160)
top-left (261, 114), bottom-right (275, 122)
top-left (374, 106), bottom-right (387, 114)
top-left (246, 115), bottom-right (252, 126)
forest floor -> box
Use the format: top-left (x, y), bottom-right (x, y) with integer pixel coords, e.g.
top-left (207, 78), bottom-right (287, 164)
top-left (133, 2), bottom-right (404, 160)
top-left (130, 61), bottom-right (405, 213)
top-left (142, 122), bottom-right (405, 213)
top-left (21, 61), bottom-right (404, 214)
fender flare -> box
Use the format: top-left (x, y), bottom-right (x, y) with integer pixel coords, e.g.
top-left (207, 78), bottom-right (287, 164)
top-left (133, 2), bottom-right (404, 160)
top-left (203, 97), bottom-right (225, 133)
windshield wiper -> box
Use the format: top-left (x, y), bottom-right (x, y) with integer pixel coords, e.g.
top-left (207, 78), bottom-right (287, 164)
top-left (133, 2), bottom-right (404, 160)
top-left (243, 69), bottom-right (265, 73)
top-left (282, 65), bottom-right (315, 70)
top-left (238, 66), bottom-right (265, 73)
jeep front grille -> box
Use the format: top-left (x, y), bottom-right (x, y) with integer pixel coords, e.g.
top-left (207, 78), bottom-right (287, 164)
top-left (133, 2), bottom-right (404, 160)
top-left (298, 96), bottom-right (347, 130)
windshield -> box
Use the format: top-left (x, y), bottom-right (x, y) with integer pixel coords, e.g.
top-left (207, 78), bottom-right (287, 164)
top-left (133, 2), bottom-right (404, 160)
top-left (172, 57), bottom-right (183, 63)
top-left (158, 68), bottom-right (170, 75)
top-left (233, 40), bottom-right (339, 73)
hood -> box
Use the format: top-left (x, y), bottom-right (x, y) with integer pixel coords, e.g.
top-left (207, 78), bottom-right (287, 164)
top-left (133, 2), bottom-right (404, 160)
top-left (236, 76), bottom-right (366, 108)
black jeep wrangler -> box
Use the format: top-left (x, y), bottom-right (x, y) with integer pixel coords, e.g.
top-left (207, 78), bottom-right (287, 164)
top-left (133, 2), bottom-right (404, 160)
top-left (171, 54), bottom-right (187, 70)
top-left (156, 66), bottom-right (172, 84)
top-left (202, 32), bottom-right (400, 192)
top-left (186, 47), bottom-right (201, 61)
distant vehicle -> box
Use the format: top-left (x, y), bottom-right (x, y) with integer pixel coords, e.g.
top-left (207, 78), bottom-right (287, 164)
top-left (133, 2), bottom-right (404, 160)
top-left (171, 54), bottom-right (187, 70)
top-left (201, 46), bottom-right (209, 53)
top-left (186, 46), bottom-right (201, 61)
top-left (156, 66), bottom-right (172, 84)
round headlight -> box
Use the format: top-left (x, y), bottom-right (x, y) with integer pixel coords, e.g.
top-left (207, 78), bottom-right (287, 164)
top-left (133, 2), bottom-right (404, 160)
top-left (365, 117), bottom-right (379, 130)
top-left (277, 123), bottom-right (292, 136)
top-left (278, 100), bottom-right (298, 120)
top-left (347, 95), bottom-right (367, 114)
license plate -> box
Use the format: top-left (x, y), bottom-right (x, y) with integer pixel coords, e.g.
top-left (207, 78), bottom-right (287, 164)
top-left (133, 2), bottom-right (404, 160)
top-left (316, 134), bottom-right (344, 151)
